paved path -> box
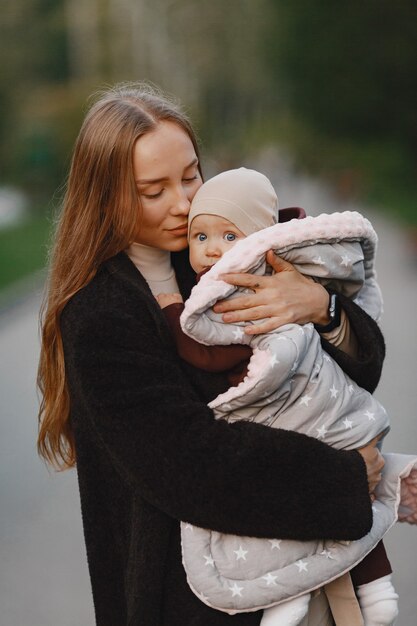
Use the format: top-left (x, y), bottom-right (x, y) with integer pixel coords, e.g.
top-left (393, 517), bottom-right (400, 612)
top-left (0, 161), bottom-right (416, 624)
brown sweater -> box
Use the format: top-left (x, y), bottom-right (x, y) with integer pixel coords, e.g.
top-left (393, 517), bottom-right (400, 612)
top-left (163, 301), bottom-right (252, 386)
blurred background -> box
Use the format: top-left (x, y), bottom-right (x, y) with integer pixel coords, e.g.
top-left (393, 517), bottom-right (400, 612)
top-left (0, 1), bottom-right (416, 624)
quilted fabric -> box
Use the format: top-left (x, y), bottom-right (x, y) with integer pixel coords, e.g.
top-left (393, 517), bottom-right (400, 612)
top-left (179, 212), bottom-right (417, 614)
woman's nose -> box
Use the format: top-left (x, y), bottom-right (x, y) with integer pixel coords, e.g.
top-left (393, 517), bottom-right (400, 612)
top-left (172, 187), bottom-right (191, 215)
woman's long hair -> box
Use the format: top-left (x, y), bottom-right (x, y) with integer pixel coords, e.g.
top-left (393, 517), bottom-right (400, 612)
top-left (37, 83), bottom-right (202, 469)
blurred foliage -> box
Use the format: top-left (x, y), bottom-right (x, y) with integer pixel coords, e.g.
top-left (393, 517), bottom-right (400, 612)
top-left (265, 1), bottom-right (417, 147)
top-left (0, 0), bottom-right (416, 232)
top-left (263, 0), bottom-right (417, 221)
top-left (0, 213), bottom-right (51, 291)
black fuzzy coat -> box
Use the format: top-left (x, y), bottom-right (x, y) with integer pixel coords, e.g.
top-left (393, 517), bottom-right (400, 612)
top-left (61, 249), bottom-right (385, 626)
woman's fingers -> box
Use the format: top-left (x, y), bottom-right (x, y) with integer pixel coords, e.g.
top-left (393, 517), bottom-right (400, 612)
top-left (218, 304), bottom-right (273, 324)
top-left (214, 251), bottom-right (329, 329)
top-left (244, 317), bottom-right (283, 335)
top-left (265, 251), bottom-right (294, 273)
top-left (357, 437), bottom-right (385, 494)
top-left (213, 294), bottom-right (260, 315)
top-left (218, 254), bottom-right (293, 291)
top-left (218, 272), bottom-right (267, 291)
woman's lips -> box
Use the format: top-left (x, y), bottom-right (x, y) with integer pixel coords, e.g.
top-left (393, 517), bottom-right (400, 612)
top-left (168, 224), bottom-right (188, 236)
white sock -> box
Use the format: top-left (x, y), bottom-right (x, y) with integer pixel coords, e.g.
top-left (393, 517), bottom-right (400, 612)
top-left (260, 593), bottom-right (310, 626)
top-left (356, 575), bottom-right (399, 626)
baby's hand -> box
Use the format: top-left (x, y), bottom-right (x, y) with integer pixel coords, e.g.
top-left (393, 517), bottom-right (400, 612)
top-left (156, 293), bottom-right (183, 308)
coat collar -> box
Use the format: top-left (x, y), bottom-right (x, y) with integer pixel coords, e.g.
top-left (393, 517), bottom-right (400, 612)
top-left (104, 248), bottom-right (196, 301)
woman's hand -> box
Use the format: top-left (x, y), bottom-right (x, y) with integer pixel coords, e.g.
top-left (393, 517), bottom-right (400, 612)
top-left (213, 251), bottom-right (330, 335)
top-left (398, 469), bottom-right (417, 524)
top-left (357, 436), bottom-right (385, 496)
top-left (156, 293), bottom-right (183, 309)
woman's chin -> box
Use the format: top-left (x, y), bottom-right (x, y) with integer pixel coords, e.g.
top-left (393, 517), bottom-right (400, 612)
top-left (165, 235), bottom-right (188, 252)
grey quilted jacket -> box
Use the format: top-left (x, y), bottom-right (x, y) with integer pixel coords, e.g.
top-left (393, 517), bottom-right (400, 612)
top-left (179, 212), bottom-right (417, 614)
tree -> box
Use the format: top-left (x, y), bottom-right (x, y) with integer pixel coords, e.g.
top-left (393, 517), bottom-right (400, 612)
top-left (264, 1), bottom-right (417, 156)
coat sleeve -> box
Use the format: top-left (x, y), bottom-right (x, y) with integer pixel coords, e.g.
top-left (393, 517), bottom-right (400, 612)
top-left (163, 302), bottom-right (252, 372)
top-left (62, 292), bottom-right (373, 543)
top-left (322, 294), bottom-right (386, 394)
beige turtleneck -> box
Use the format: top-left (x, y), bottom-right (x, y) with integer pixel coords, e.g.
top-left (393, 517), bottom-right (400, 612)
top-left (126, 242), bottom-right (180, 297)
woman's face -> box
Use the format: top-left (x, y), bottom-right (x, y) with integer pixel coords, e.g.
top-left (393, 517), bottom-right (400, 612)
top-left (133, 121), bottom-right (202, 251)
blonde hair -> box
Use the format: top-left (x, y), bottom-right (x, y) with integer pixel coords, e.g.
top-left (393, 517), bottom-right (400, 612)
top-left (37, 83), bottom-right (201, 469)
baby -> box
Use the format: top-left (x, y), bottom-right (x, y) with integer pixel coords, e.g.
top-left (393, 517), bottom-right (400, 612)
top-left (157, 168), bottom-right (398, 626)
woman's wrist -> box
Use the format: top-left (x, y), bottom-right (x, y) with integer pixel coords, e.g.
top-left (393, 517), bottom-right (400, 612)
top-left (311, 282), bottom-right (332, 326)
top-left (314, 289), bottom-right (342, 333)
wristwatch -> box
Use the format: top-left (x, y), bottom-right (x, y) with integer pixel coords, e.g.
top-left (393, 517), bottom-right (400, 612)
top-left (314, 289), bottom-right (341, 333)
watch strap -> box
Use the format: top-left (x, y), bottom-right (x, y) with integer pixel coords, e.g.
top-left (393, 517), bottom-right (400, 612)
top-left (314, 289), bottom-right (341, 333)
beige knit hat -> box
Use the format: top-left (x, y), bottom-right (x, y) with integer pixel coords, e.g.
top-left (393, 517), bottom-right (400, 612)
top-left (188, 167), bottom-right (279, 239)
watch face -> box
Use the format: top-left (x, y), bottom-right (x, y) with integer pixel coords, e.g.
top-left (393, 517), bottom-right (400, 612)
top-left (329, 293), bottom-right (337, 319)
top-left (314, 290), bottom-right (341, 332)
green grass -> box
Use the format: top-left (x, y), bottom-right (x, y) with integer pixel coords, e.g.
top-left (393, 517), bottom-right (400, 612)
top-left (0, 212), bottom-right (52, 292)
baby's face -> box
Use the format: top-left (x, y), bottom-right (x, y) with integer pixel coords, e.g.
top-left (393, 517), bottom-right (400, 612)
top-left (188, 214), bottom-right (245, 273)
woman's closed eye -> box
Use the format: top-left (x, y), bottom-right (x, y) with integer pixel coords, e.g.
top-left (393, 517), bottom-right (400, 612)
top-left (183, 175), bottom-right (199, 184)
top-left (142, 189), bottom-right (164, 199)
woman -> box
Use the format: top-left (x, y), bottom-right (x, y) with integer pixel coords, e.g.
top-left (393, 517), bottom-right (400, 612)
top-left (38, 83), bottom-right (385, 626)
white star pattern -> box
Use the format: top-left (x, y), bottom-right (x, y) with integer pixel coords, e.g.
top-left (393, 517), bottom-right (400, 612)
top-left (203, 554), bottom-right (215, 567)
top-left (340, 254), bottom-right (351, 267)
top-left (298, 326), bottom-right (305, 335)
top-left (262, 572), bottom-right (278, 586)
top-left (290, 360), bottom-right (299, 372)
top-left (233, 327), bottom-right (244, 340)
top-left (233, 545), bottom-right (248, 561)
top-left (313, 256), bottom-right (325, 265)
top-left (270, 354), bottom-right (280, 368)
top-left (329, 385), bottom-right (339, 398)
top-left (269, 539), bottom-right (282, 550)
top-left (229, 582), bottom-right (244, 597)
top-left (323, 354), bottom-right (331, 362)
top-left (184, 523), bottom-right (194, 531)
top-left (364, 410), bottom-right (376, 421)
top-left (320, 549), bottom-right (335, 560)
top-left (198, 591), bottom-right (210, 603)
top-left (295, 559), bottom-right (308, 572)
top-left (299, 394), bottom-right (312, 406)
top-left (316, 425), bottom-right (328, 439)
top-left (348, 384), bottom-right (354, 393)
top-left (372, 505), bottom-right (379, 515)
top-left (343, 418), bottom-right (353, 429)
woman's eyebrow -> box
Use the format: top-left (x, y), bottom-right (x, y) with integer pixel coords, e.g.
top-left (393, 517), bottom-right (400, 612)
top-left (136, 158), bottom-right (199, 185)
top-left (136, 175), bottom-right (167, 185)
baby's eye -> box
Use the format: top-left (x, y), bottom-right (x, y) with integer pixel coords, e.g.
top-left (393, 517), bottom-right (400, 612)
top-left (197, 233), bottom-right (207, 242)
top-left (224, 232), bottom-right (237, 242)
